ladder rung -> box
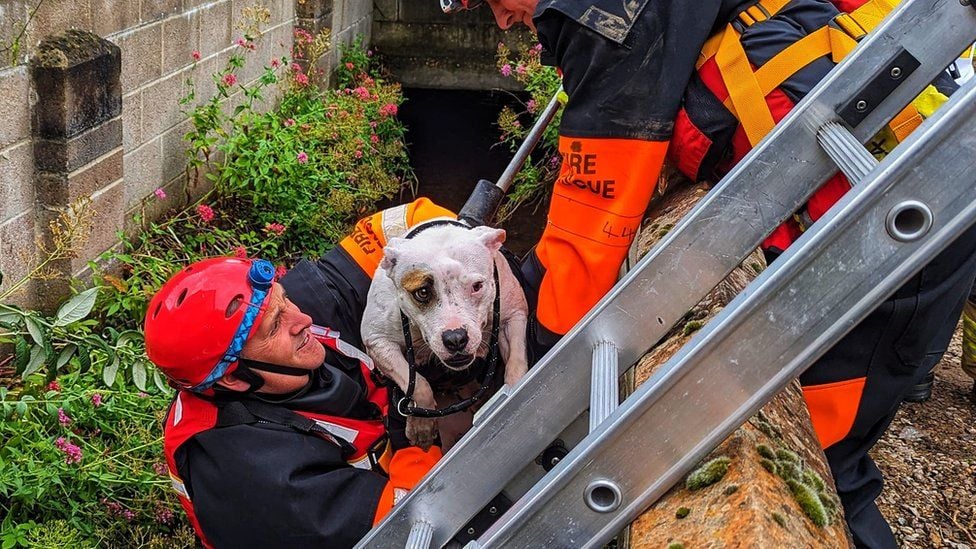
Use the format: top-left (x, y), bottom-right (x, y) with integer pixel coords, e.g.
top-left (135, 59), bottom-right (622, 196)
top-left (590, 341), bottom-right (619, 432)
top-left (405, 521), bottom-right (433, 549)
top-left (817, 122), bottom-right (879, 185)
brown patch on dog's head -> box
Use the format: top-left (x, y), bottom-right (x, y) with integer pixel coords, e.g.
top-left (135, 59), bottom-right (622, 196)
top-left (401, 268), bottom-right (436, 309)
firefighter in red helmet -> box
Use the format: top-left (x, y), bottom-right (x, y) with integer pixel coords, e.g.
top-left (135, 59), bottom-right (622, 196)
top-left (444, 1), bottom-right (976, 547)
top-left (145, 199), bottom-right (454, 548)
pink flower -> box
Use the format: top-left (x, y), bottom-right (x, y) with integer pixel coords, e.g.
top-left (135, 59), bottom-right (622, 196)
top-left (369, 121), bottom-right (378, 129)
top-left (533, 43), bottom-right (544, 52)
top-left (370, 134), bottom-right (380, 144)
top-left (297, 151), bottom-right (308, 164)
top-left (294, 72), bottom-right (309, 86)
top-left (91, 393), bottom-right (103, 407)
top-left (367, 50), bottom-right (374, 57)
top-left (500, 64), bottom-right (512, 77)
top-left (153, 188), bottom-right (167, 200)
top-left (191, 50), bottom-right (201, 61)
top-left (264, 222), bottom-right (287, 236)
top-left (57, 408), bottom-right (71, 426)
top-left (122, 509), bottom-right (136, 521)
top-left (235, 37), bottom-right (250, 49)
top-left (233, 245), bottom-right (247, 258)
top-left (55, 437), bottom-right (82, 464)
top-left (291, 62), bottom-right (303, 73)
top-left (354, 86), bottom-right (370, 100)
top-left (274, 265), bottom-right (288, 281)
top-left (196, 204), bottom-right (215, 223)
top-left (354, 150), bottom-right (363, 159)
top-left (153, 462), bottom-right (168, 476)
top-left (47, 380), bottom-right (61, 392)
top-left (345, 62), bottom-right (354, 70)
top-left (515, 64), bottom-right (527, 75)
top-left (222, 73), bottom-right (238, 87)
top-left (271, 58), bottom-right (281, 68)
top-left (526, 99), bottom-right (537, 114)
top-left (156, 507), bottom-right (175, 525)
top-left (283, 118), bottom-right (296, 127)
top-left (379, 103), bottom-right (398, 117)
top-left (138, 392), bottom-right (148, 398)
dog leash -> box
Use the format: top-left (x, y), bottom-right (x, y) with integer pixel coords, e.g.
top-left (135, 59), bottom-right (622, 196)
top-left (394, 264), bottom-right (501, 418)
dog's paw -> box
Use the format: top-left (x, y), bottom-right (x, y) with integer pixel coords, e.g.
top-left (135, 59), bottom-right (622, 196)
top-left (406, 416), bottom-right (438, 450)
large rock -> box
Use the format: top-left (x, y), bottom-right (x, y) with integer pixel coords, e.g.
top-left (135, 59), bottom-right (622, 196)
top-left (625, 174), bottom-right (853, 548)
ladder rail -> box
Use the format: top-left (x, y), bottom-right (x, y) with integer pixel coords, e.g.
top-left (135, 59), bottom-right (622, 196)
top-left (357, 0), bottom-right (976, 545)
top-left (475, 75), bottom-right (976, 547)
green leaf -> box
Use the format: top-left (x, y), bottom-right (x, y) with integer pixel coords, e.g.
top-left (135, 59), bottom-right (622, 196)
top-left (14, 401), bottom-right (26, 418)
top-left (56, 344), bottom-right (77, 370)
top-left (153, 370), bottom-right (168, 392)
top-left (103, 355), bottom-right (120, 387)
top-left (0, 310), bottom-right (21, 325)
top-left (24, 316), bottom-right (44, 345)
top-left (21, 345), bottom-right (46, 378)
top-left (54, 287), bottom-right (98, 326)
top-left (132, 360), bottom-right (148, 391)
top-left (78, 349), bottom-right (92, 374)
top-left (115, 330), bottom-right (143, 348)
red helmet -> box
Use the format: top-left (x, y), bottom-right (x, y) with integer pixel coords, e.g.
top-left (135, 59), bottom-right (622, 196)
top-left (144, 257), bottom-right (277, 392)
top-left (440, 0), bottom-right (484, 13)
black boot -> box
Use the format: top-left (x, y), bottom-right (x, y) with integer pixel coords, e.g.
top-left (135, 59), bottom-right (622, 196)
top-left (903, 371), bottom-right (935, 403)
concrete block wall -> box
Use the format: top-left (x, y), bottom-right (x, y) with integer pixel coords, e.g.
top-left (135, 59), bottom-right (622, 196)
top-left (371, 1), bottom-right (532, 90)
top-left (0, 0), bottom-right (372, 311)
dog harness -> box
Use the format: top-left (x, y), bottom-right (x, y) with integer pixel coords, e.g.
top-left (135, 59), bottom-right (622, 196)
top-left (392, 219), bottom-right (504, 418)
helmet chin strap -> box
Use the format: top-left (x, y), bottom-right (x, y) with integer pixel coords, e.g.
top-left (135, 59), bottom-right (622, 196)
top-left (233, 359), bottom-right (313, 394)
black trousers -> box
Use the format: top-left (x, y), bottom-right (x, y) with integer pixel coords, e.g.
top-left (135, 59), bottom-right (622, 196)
top-left (798, 222), bottom-right (976, 548)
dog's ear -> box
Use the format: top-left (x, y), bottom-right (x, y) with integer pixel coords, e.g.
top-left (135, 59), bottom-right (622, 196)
top-left (380, 237), bottom-right (405, 273)
top-left (471, 226), bottom-right (506, 252)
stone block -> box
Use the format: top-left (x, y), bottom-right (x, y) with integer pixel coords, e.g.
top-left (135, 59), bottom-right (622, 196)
top-left (123, 137), bottom-right (163, 210)
top-left (296, 0), bottom-right (331, 20)
top-left (0, 66), bottom-right (30, 150)
top-left (0, 211), bottom-right (39, 307)
top-left (34, 117), bottom-right (123, 173)
top-left (31, 30), bottom-right (123, 140)
top-left (196, 0), bottom-right (233, 58)
top-left (91, 0), bottom-right (142, 37)
top-left (161, 119), bottom-right (191, 184)
top-left (73, 178), bottom-right (125, 271)
top-left (118, 23), bottom-right (162, 91)
top-left (0, 1), bottom-right (30, 63)
top-left (36, 148), bottom-right (124, 206)
top-left (122, 90), bottom-right (143, 150)
top-left (0, 142), bottom-right (35, 223)
top-left (373, 0), bottom-right (398, 22)
top-left (399, 0), bottom-right (449, 23)
top-left (141, 0), bottom-right (182, 23)
top-left (26, 0), bottom-right (94, 53)
top-left (373, 21), bottom-right (460, 57)
top-left (141, 71), bottom-right (187, 139)
top-left (162, 11), bottom-right (199, 75)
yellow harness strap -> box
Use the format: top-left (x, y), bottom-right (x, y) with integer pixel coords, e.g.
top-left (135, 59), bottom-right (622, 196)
top-left (715, 23), bottom-right (776, 146)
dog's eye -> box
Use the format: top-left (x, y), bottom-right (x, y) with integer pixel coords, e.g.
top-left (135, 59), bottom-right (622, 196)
top-left (472, 281), bottom-right (483, 293)
top-left (412, 287), bottom-right (431, 303)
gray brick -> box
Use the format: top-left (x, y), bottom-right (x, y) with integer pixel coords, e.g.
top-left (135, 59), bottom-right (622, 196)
top-left (0, 67), bottom-right (30, 150)
top-left (0, 142), bottom-right (35, 223)
top-left (373, 0), bottom-right (397, 22)
top-left (123, 90), bottom-right (143, 150)
top-left (141, 70), bottom-right (187, 139)
top-left (36, 148), bottom-right (124, 206)
top-left (118, 23), bottom-right (163, 91)
top-left (123, 137), bottom-right (163, 210)
top-left (162, 11), bottom-right (199, 75)
top-left (74, 178), bottom-right (125, 270)
top-left (196, 0), bottom-right (233, 58)
top-left (0, 211), bottom-right (39, 307)
top-left (26, 0), bottom-right (94, 51)
top-left (92, 0), bottom-right (142, 37)
top-left (141, 0), bottom-right (182, 23)
top-left (161, 119), bottom-right (190, 184)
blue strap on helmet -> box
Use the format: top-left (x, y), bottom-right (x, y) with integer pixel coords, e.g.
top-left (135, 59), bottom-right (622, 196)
top-left (190, 259), bottom-right (276, 392)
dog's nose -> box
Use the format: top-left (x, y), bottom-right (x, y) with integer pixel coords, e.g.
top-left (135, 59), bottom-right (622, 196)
top-left (441, 328), bottom-right (469, 353)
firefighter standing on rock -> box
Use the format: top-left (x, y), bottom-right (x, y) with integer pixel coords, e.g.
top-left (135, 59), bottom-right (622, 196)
top-left (442, 0), bottom-right (976, 546)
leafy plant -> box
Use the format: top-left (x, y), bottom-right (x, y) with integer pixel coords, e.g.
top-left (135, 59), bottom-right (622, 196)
top-left (495, 41), bottom-right (563, 221)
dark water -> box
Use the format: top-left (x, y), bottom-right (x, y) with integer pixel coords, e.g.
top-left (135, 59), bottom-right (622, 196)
top-left (388, 88), bottom-right (547, 257)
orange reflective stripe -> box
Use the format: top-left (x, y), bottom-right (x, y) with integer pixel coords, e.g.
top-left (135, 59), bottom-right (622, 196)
top-left (340, 198), bottom-right (456, 278)
top-left (536, 137), bottom-right (667, 335)
top-left (372, 446), bottom-right (443, 525)
top-left (715, 24), bottom-right (776, 148)
top-left (802, 376), bottom-right (866, 449)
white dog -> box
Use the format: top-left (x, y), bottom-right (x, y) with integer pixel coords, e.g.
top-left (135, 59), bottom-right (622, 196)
top-left (362, 219), bottom-right (529, 449)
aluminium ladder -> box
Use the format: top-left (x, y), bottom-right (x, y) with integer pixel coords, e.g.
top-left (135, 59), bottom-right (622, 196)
top-left (358, 0), bottom-right (976, 546)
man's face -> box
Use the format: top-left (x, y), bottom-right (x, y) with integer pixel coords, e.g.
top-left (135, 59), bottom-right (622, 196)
top-left (485, 0), bottom-right (538, 30)
top-left (228, 283), bottom-right (325, 393)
